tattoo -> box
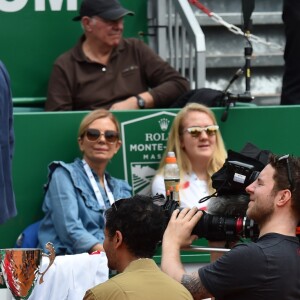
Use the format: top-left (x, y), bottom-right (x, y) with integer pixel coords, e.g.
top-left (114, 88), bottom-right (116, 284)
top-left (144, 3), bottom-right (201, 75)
top-left (181, 272), bottom-right (212, 300)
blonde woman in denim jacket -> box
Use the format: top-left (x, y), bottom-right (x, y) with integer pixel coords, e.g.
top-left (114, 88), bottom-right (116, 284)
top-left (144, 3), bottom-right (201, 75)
top-left (38, 109), bottom-right (132, 255)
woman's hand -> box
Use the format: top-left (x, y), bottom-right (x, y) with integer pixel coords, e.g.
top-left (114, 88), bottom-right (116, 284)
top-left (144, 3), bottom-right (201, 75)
top-left (89, 243), bottom-right (104, 254)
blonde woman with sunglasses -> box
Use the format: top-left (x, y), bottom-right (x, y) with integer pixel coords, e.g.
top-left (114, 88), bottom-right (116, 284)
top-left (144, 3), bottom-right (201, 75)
top-left (152, 103), bottom-right (227, 209)
top-left (38, 109), bottom-right (132, 255)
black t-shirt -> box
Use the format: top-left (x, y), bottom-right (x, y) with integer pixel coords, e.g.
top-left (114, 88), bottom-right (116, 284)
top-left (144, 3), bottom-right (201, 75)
top-left (199, 233), bottom-right (300, 300)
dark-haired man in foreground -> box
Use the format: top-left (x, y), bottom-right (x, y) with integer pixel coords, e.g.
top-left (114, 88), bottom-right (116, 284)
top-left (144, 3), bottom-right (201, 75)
top-left (162, 154), bottom-right (300, 300)
top-left (84, 194), bottom-right (193, 300)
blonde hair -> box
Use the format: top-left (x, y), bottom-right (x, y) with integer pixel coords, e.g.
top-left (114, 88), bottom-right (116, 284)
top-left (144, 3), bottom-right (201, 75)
top-left (78, 109), bottom-right (120, 139)
top-left (158, 103), bottom-right (227, 193)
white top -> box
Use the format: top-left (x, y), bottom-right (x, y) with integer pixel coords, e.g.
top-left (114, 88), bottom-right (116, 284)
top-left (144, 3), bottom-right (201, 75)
top-left (151, 172), bottom-right (209, 209)
top-left (26, 252), bottom-right (109, 300)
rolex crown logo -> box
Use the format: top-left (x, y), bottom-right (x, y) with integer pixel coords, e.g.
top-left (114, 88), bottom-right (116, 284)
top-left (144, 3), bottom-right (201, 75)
top-left (158, 118), bottom-right (170, 131)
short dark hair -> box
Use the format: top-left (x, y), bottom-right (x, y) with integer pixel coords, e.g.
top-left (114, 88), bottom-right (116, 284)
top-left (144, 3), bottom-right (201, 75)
top-left (105, 194), bottom-right (166, 258)
top-left (269, 154), bottom-right (300, 219)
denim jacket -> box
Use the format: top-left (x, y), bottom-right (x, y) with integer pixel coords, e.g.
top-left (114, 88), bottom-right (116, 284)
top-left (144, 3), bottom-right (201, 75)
top-left (38, 158), bottom-right (132, 255)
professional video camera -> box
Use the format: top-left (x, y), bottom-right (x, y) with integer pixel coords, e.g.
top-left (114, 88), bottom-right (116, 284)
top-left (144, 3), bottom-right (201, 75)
top-left (154, 143), bottom-right (271, 243)
top-left (154, 193), bottom-right (259, 242)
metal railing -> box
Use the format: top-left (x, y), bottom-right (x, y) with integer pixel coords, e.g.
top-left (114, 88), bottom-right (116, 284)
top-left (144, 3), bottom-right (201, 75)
top-left (147, 0), bottom-right (206, 89)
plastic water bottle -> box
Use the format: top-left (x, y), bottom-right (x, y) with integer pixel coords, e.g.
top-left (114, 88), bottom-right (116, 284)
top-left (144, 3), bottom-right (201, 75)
top-left (164, 151), bottom-right (180, 203)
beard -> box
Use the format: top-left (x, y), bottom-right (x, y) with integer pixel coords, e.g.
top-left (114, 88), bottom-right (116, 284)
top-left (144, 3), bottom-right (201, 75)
top-left (246, 198), bottom-right (274, 225)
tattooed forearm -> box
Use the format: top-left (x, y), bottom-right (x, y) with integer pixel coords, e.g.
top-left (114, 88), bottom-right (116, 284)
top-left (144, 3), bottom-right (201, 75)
top-left (181, 272), bottom-right (211, 300)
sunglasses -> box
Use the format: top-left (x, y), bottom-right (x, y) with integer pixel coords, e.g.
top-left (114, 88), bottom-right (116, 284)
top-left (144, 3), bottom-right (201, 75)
top-left (278, 154), bottom-right (294, 191)
top-left (85, 128), bottom-right (119, 144)
top-left (184, 125), bottom-right (219, 138)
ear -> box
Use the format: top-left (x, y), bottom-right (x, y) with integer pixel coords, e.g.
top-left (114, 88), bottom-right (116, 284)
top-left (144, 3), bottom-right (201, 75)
top-left (114, 230), bottom-right (123, 248)
top-left (82, 16), bottom-right (93, 32)
top-left (114, 140), bottom-right (122, 154)
top-left (276, 189), bottom-right (292, 207)
top-left (78, 137), bottom-right (84, 152)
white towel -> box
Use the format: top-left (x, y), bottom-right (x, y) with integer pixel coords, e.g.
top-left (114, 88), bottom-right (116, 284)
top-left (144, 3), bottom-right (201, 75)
top-left (25, 252), bottom-right (109, 300)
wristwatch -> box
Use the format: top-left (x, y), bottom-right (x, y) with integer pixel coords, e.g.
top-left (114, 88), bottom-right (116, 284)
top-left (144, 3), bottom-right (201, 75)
top-left (136, 95), bottom-right (146, 109)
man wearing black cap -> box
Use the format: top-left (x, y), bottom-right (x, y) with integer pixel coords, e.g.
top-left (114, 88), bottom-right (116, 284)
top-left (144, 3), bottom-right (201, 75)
top-left (45, 0), bottom-right (190, 111)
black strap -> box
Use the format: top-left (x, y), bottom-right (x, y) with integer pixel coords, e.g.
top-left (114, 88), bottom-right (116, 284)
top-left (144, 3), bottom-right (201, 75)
top-left (198, 191), bottom-right (217, 203)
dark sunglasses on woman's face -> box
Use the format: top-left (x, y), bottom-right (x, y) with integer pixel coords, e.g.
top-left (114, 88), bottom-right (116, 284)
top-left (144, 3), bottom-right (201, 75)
top-left (85, 128), bottom-right (119, 144)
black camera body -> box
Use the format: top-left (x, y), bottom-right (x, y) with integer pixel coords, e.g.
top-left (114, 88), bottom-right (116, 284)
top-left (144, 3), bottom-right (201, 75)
top-left (225, 160), bottom-right (260, 193)
top-left (211, 146), bottom-right (269, 196)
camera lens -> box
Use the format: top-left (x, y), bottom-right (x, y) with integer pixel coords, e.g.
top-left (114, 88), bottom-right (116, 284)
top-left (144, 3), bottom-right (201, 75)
top-left (191, 212), bottom-right (259, 241)
top-left (192, 214), bottom-right (237, 241)
top-left (159, 197), bottom-right (260, 242)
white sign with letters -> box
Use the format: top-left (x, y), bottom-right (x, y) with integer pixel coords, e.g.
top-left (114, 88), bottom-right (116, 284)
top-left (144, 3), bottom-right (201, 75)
top-left (0, 0), bottom-right (77, 12)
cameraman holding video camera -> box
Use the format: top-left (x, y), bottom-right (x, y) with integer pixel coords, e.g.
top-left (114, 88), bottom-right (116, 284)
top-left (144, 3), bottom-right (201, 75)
top-left (161, 154), bottom-right (300, 300)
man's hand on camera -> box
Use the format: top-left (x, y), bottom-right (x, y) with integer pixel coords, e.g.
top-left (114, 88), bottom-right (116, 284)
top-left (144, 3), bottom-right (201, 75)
top-left (163, 207), bottom-right (203, 249)
top-left (161, 207), bottom-right (203, 283)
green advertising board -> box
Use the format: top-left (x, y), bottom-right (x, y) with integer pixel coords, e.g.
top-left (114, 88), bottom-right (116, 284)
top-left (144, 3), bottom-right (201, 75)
top-left (120, 111), bottom-right (177, 194)
top-left (0, 0), bottom-right (147, 98)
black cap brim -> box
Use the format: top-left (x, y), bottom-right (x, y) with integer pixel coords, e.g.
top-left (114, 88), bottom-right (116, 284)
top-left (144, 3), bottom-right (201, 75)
top-left (72, 9), bottom-right (134, 22)
top-left (73, 15), bottom-right (82, 21)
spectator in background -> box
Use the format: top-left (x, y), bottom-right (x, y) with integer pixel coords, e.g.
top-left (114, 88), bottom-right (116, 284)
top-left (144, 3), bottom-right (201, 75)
top-left (281, 0), bottom-right (300, 105)
top-left (0, 60), bottom-right (17, 224)
top-left (151, 103), bottom-right (227, 210)
top-left (84, 194), bottom-right (193, 300)
top-left (45, 0), bottom-right (190, 111)
top-left (38, 109), bottom-right (132, 255)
